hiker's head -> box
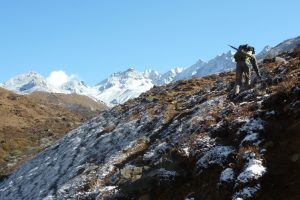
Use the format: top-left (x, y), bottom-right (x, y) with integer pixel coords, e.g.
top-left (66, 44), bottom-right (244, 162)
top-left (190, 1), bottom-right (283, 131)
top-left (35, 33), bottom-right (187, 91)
top-left (248, 46), bottom-right (255, 54)
top-left (239, 44), bottom-right (255, 54)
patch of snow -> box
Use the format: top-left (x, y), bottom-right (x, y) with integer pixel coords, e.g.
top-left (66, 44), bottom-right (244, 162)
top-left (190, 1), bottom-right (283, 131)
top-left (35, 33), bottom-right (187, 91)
top-left (236, 159), bottom-right (266, 184)
top-left (260, 148), bottom-right (267, 155)
top-left (99, 185), bottom-right (118, 193)
top-left (143, 142), bottom-right (171, 161)
top-left (181, 147), bottom-right (190, 157)
top-left (232, 184), bottom-right (261, 200)
top-left (185, 198), bottom-right (195, 200)
top-left (241, 133), bottom-right (261, 146)
top-left (195, 135), bottom-right (216, 152)
top-left (220, 168), bottom-right (235, 183)
top-left (266, 110), bottom-right (275, 116)
top-left (197, 146), bottom-right (235, 169)
top-left (238, 118), bottom-right (264, 135)
top-left (235, 117), bottom-right (250, 124)
top-left (239, 101), bottom-right (254, 106)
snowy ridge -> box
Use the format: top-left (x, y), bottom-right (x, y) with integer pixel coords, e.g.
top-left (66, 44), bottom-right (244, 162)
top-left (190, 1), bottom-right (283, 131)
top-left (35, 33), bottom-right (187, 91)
top-left (174, 51), bottom-right (235, 81)
top-left (1, 36), bottom-right (300, 107)
top-left (195, 51), bottom-right (235, 76)
top-left (2, 72), bottom-right (60, 94)
top-left (94, 68), bottom-right (154, 106)
top-left (257, 35), bottom-right (300, 59)
top-left (1, 71), bottom-right (95, 96)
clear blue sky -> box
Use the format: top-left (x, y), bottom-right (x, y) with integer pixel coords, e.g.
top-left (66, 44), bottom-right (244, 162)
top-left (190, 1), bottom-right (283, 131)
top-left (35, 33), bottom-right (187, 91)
top-left (0, 0), bottom-right (299, 85)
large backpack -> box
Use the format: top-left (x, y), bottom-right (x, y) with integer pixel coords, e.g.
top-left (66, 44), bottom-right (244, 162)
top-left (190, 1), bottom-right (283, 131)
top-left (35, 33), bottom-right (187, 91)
top-left (234, 44), bottom-right (255, 62)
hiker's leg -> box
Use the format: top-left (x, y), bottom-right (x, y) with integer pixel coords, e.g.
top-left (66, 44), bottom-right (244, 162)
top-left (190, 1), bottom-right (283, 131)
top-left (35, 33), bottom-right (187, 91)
top-left (244, 65), bottom-right (251, 89)
top-left (235, 67), bottom-right (243, 94)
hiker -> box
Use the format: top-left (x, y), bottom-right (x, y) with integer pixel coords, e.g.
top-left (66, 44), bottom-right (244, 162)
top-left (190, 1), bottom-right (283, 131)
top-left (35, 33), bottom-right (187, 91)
top-left (233, 44), bottom-right (261, 95)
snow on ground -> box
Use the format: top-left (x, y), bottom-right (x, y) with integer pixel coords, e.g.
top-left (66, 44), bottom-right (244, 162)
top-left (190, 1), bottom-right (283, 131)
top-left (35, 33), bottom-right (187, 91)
top-left (232, 184), bottom-right (261, 200)
top-left (220, 168), bottom-right (235, 183)
top-left (241, 133), bottom-right (260, 146)
top-left (197, 146), bottom-right (235, 170)
top-left (238, 119), bottom-right (265, 135)
top-left (143, 142), bottom-right (171, 162)
top-left (236, 158), bottom-right (266, 184)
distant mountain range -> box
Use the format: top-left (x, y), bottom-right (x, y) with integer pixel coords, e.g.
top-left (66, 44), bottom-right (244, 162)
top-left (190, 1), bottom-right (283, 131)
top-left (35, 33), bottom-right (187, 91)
top-left (257, 35), bottom-right (300, 59)
top-left (1, 35), bottom-right (300, 106)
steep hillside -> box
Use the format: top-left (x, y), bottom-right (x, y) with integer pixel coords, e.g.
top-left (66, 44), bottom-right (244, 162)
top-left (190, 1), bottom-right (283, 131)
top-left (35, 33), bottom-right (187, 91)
top-left (0, 89), bottom-right (107, 177)
top-left (0, 46), bottom-right (299, 200)
top-left (28, 92), bottom-right (107, 119)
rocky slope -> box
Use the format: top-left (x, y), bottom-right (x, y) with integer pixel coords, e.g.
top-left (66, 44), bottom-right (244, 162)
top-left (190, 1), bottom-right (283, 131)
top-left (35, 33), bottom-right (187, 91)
top-left (0, 88), bottom-right (107, 177)
top-left (0, 46), bottom-right (299, 199)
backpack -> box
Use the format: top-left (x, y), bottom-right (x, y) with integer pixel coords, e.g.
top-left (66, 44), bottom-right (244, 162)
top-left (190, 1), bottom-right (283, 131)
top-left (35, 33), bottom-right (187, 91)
top-left (238, 44), bottom-right (249, 51)
top-left (234, 44), bottom-right (255, 62)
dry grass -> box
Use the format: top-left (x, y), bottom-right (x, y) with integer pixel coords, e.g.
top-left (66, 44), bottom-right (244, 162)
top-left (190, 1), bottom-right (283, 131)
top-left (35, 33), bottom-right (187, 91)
top-left (0, 88), bottom-right (106, 176)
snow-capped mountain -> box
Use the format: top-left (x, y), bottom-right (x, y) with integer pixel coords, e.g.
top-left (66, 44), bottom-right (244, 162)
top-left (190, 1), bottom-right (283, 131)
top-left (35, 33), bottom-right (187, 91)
top-left (2, 72), bottom-right (59, 94)
top-left (92, 67), bottom-right (185, 106)
top-left (0, 70), bottom-right (156, 107)
top-left (94, 68), bottom-right (154, 106)
top-left (256, 45), bottom-right (273, 60)
top-left (159, 67), bottom-right (184, 85)
top-left (142, 69), bottom-right (161, 84)
top-left (194, 51), bottom-right (235, 77)
top-left (174, 59), bottom-right (206, 81)
top-left (2, 36), bottom-right (300, 107)
top-left (171, 51), bottom-right (235, 82)
top-left (1, 72), bottom-right (100, 102)
top-left (60, 79), bottom-right (98, 101)
top-left (61, 79), bottom-right (88, 93)
top-left (257, 35), bottom-right (300, 59)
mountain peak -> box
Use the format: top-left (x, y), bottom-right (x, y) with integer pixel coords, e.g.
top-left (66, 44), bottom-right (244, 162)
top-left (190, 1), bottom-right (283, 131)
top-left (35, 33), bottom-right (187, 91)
top-left (126, 67), bottom-right (135, 72)
top-left (2, 72), bottom-right (53, 94)
top-left (195, 58), bottom-right (207, 65)
top-left (94, 69), bottom-right (154, 106)
top-left (257, 35), bottom-right (300, 60)
top-left (25, 71), bottom-right (40, 76)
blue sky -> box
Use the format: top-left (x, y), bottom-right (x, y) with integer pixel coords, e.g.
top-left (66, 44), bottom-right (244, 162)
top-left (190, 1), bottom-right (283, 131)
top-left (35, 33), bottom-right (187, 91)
top-left (0, 0), bottom-right (299, 85)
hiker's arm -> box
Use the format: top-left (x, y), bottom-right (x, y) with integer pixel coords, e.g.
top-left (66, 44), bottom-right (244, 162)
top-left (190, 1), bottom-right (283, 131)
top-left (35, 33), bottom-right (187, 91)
top-left (239, 50), bottom-right (255, 60)
top-left (250, 56), bottom-right (261, 78)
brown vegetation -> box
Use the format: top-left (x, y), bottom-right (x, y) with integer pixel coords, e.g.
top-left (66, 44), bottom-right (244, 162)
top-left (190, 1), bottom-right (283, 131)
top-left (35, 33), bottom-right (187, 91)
top-left (0, 88), bottom-right (107, 176)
